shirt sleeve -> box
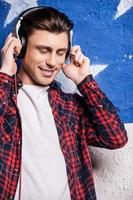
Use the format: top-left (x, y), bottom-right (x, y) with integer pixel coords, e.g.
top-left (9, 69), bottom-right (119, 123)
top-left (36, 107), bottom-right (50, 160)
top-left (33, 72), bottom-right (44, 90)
top-left (0, 72), bottom-right (21, 199)
top-left (77, 74), bottom-right (128, 149)
top-left (0, 72), bottom-right (14, 110)
top-left (0, 72), bottom-right (16, 142)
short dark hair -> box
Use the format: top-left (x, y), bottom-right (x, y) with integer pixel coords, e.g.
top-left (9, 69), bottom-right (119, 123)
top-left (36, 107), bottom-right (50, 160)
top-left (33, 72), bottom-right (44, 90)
top-left (18, 6), bottom-right (74, 42)
top-left (15, 6), bottom-right (74, 58)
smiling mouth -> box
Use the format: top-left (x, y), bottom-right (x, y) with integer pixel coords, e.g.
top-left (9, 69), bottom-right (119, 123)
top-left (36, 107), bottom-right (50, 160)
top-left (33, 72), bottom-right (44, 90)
top-left (39, 67), bottom-right (55, 77)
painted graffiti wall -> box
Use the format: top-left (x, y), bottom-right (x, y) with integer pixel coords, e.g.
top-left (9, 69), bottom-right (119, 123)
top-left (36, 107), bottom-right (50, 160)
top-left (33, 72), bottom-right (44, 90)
top-left (0, 0), bottom-right (133, 199)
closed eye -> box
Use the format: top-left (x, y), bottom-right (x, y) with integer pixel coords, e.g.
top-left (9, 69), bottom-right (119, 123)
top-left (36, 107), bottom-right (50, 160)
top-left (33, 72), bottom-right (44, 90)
top-left (39, 49), bottom-right (49, 54)
top-left (57, 50), bottom-right (67, 56)
top-left (35, 45), bottom-right (51, 54)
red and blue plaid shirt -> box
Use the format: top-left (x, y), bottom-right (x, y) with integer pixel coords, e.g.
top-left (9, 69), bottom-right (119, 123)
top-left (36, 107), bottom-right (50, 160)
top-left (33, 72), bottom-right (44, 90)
top-left (0, 72), bottom-right (127, 200)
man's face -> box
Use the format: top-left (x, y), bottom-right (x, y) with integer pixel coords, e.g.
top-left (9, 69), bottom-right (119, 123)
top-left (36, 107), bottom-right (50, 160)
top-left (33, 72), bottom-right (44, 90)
top-left (20, 30), bottom-right (69, 86)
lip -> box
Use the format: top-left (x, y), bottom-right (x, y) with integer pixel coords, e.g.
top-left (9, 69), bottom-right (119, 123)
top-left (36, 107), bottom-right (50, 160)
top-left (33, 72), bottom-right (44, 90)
top-left (39, 67), bottom-right (55, 77)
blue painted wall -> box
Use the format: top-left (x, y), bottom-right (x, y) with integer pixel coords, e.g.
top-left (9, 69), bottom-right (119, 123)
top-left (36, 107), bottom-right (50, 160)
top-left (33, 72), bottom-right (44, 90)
top-left (0, 0), bottom-right (133, 123)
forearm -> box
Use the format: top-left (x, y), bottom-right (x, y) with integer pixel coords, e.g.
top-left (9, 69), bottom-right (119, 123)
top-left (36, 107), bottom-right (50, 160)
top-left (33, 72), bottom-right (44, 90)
top-left (77, 74), bottom-right (128, 149)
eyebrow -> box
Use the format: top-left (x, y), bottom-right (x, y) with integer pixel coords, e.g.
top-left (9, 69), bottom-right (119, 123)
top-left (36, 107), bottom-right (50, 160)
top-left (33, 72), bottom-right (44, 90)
top-left (35, 45), bottom-right (68, 52)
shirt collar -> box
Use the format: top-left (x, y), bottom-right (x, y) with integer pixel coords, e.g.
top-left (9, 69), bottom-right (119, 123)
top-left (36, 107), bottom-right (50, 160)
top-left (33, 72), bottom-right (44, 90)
top-left (16, 75), bottom-right (61, 92)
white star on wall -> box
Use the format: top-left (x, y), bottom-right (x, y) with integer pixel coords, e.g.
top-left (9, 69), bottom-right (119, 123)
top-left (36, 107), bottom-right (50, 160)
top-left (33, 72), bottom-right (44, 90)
top-left (4, 0), bottom-right (38, 27)
top-left (114, 0), bottom-right (133, 19)
top-left (90, 64), bottom-right (108, 77)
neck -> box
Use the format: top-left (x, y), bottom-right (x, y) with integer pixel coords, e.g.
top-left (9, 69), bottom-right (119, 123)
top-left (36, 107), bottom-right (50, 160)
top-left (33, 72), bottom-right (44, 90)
top-left (18, 63), bottom-right (34, 85)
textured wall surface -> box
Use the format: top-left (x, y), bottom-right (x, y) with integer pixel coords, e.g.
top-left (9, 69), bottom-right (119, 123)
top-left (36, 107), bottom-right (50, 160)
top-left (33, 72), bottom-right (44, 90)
top-left (0, 0), bottom-right (133, 199)
top-left (92, 124), bottom-right (133, 200)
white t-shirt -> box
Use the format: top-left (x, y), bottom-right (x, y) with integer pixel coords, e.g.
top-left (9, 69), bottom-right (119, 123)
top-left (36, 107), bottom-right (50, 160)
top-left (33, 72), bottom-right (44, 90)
top-left (14, 85), bottom-right (71, 200)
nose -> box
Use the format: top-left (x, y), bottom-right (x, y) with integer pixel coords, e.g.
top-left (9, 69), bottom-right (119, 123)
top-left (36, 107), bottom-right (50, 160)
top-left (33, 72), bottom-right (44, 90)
top-left (46, 53), bottom-right (57, 68)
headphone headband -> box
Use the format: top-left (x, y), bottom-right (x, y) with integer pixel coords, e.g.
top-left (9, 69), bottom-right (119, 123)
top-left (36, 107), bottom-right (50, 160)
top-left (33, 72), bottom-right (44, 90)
top-left (15, 6), bottom-right (45, 39)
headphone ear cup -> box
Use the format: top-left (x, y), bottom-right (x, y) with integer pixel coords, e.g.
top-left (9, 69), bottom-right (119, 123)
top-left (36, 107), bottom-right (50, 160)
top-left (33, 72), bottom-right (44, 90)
top-left (17, 35), bottom-right (27, 58)
top-left (65, 41), bottom-right (71, 60)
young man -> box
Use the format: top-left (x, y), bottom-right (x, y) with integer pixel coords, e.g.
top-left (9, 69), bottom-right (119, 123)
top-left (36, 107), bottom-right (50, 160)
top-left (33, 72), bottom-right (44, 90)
top-left (0, 6), bottom-right (127, 200)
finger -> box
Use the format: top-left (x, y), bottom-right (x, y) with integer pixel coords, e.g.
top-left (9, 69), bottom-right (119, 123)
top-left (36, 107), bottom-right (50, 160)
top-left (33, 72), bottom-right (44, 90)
top-left (4, 34), bottom-right (15, 47)
top-left (9, 39), bottom-right (22, 56)
top-left (77, 55), bottom-right (90, 67)
top-left (3, 34), bottom-right (21, 52)
top-left (78, 55), bottom-right (84, 65)
top-left (74, 51), bottom-right (83, 62)
top-left (70, 52), bottom-right (83, 66)
top-left (70, 46), bottom-right (85, 64)
top-left (74, 54), bottom-right (84, 67)
top-left (4, 37), bottom-right (21, 51)
top-left (4, 33), bottom-right (13, 44)
top-left (69, 54), bottom-right (76, 65)
top-left (2, 39), bottom-right (22, 56)
top-left (62, 63), bottom-right (67, 69)
top-left (70, 45), bottom-right (81, 56)
top-left (1, 37), bottom-right (15, 53)
top-left (82, 56), bottom-right (90, 66)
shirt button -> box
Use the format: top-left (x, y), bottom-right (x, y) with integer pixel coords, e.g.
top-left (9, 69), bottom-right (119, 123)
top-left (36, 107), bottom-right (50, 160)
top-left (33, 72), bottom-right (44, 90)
top-left (10, 195), bottom-right (13, 199)
top-left (14, 168), bottom-right (19, 172)
top-left (4, 80), bottom-right (8, 83)
top-left (90, 84), bottom-right (95, 88)
top-left (12, 93), bottom-right (16, 97)
top-left (99, 105), bottom-right (103, 108)
top-left (18, 82), bottom-right (23, 87)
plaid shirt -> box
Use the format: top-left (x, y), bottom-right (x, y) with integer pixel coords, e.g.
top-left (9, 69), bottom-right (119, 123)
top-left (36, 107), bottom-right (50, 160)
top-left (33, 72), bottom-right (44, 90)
top-left (0, 72), bottom-right (127, 200)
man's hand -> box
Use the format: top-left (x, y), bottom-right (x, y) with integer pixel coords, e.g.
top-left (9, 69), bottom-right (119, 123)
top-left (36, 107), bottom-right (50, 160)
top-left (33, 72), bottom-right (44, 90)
top-left (62, 45), bottom-right (91, 85)
top-left (0, 33), bottom-right (22, 76)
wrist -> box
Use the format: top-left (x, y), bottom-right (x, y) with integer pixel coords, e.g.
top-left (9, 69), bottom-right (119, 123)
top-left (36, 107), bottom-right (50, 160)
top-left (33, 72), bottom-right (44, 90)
top-left (74, 73), bottom-right (92, 85)
top-left (0, 67), bottom-right (13, 76)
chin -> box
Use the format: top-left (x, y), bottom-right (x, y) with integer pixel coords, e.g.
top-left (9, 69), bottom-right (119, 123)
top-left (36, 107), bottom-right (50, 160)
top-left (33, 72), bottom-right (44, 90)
top-left (36, 77), bottom-right (54, 86)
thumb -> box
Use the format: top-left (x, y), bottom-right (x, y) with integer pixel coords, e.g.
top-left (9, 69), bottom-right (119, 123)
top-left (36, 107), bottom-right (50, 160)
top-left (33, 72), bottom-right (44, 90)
top-left (62, 63), bottom-right (67, 69)
top-left (62, 63), bottom-right (70, 75)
